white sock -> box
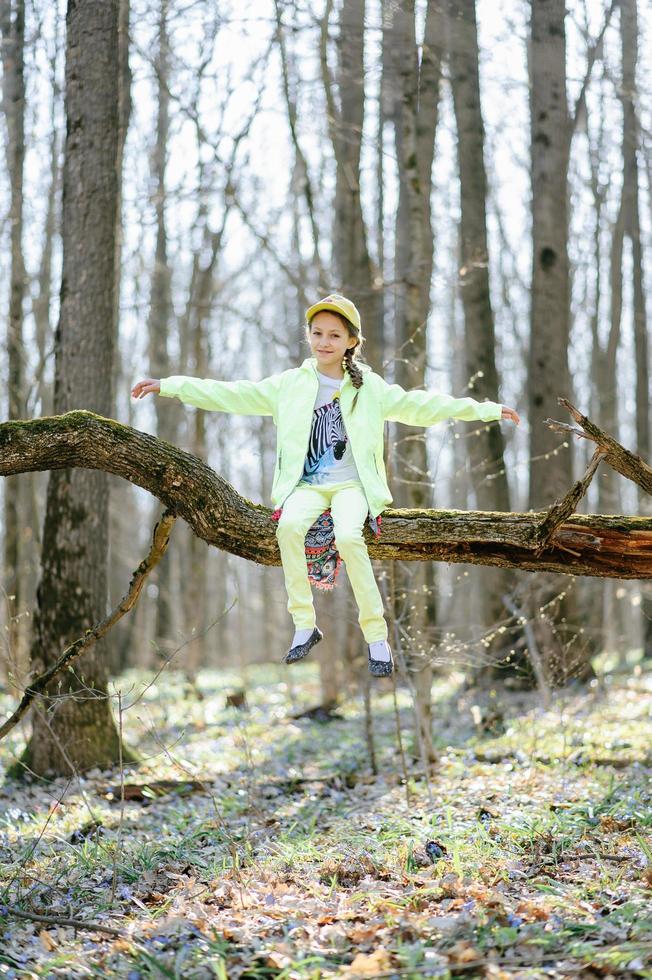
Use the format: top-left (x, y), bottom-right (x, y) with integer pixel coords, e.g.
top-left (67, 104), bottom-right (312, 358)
top-left (369, 639), bottom-right (391, 662)
top-left (292, 627), bottom-right (315, 649)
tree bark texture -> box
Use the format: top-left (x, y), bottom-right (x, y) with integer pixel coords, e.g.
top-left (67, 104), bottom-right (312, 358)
top-left (528, 0), bottom-right (572, 507)
top-left (383, 0), bottom-right (445, 760)
top-left (620, 0), bottom-right (649, 474)
top-left (447, 0), bottom-right (516, 676)
top-left (1, 0), bottom-right (27, 683)
top-left (527, 0), bottom-right (585, 683)
top-left (321, 0), bottom-right (382, 369)
top-left (15, 11), bottom-right (62, 700)
top-left (447, 0), bottom-right (508, 514)
top-left (3, 410), bottom-right (652, 575)
top-left (21, 0), bottom-right (125, 777)
top-left (620, 0), bottom-right (652, 656)
top-left (147, 0), bottom-right (176, 661)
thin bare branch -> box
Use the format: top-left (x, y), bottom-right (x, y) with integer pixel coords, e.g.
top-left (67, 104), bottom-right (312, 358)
top-left (0, 512), bottom-right (176, 741)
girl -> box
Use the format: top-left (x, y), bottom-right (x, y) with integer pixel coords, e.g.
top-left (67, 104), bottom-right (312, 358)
top-left (132, 293), bottom-right (520, 677)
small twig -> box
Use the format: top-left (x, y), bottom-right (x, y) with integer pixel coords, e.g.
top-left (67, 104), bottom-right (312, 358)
top-left (2, 905), bottom-right (125, 937)
top-left (122, 598), bottom-right (237, 711)
top-left (391, 676), bottom-right (410, 809)
top-left (0, 511), bottom-right (176, 740)
top-left (541, 852), bottom-right (633, 863)
top-left (544, 419), bottom-right (593, 441)
top-left (362, 673), bottom-right (378, 776)
top-left (110, 690), bottom-right (126, 906)
top-left (0, 778), bottom-right (74, 905)
top-left (380, 563), bottom-right (412, 806)
top-left (502, 594), bottom-right (551, 709)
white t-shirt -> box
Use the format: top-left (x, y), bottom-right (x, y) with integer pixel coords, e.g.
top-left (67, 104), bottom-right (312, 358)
top-left (300, 371), bottom-right (360, 486)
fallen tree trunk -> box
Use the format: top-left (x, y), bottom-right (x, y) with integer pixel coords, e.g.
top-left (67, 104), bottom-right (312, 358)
top-left (2, 404), bottom-right (651, 578)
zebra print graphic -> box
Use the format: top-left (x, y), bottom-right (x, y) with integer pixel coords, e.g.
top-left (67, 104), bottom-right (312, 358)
top-left (302, 396), bottom-right (348, 480)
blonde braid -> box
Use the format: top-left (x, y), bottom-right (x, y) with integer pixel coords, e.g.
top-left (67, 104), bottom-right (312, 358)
top-left (343, 346), bottom-right (364, 409)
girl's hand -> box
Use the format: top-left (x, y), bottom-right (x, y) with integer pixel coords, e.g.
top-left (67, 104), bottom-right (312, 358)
top-left (131, 378), bottom-right (161, 399)
top-left (501, 405), bottom-right (520, 425)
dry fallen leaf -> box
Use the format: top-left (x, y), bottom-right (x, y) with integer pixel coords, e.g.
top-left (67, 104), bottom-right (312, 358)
top-left (600, 815), bottom-right (635, 833)
top-left (39, 930), bottom-right (58, 952)
top-left (516, 899), bottom-right (550, 921)
top-left (265, 949), bottom-right (292, 969)
top-left (343, 946), bottom-right (393, 976)
top-left (485, 965), bottom-right (513, 979)
top-left (110, 938), bottom-right (135, 954)
top-left (448, 940), bottom-right (482, 964)
top-left (347, 923), bottom-right (384, 944)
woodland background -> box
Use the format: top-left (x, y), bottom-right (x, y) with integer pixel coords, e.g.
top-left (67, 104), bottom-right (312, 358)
top-left (0, 2), bottom-right (651, 976)
top-left (0, 0), bottom-right (651, 772)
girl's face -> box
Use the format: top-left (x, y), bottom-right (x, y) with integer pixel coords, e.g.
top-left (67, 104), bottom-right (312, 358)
top-left (308, 311), bottom-right (357, 370)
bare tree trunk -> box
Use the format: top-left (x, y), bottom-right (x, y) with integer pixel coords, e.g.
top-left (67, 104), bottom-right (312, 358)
top-left (109, 0), bottom-right (134, 676)
top-left (384, 0), bottom-right (443, 761)
top-left (321, 0), bottom-right (382, 367)
top-left (147, 0), bottom-right (176, 662)
top-left (25, 16), bottom-right (63, 662)
top-left (620, 0), bottom-right (651, 655)
top-left (212, 417), bottom-right (231, 659)
top-left (527, 0), bottom-right (586, 686)
top-left (179, 171), bottom-right (233, 676)
top-left (529, 0), bottom-right (572, 491)
top-left (258, 416), bottom-right (279, 663)
top-left (317, 0), bottom-right (384, 694)
top-left (18, 0), bottom-right (129, 777)
top-left (447, 0), bottom-right (514, 680)
top-left (1, 0), bottom-right (27, 687)
top-left (273, 0), bottom-right (324, 286)
top-left (586, 86), bottom-right (625, 661)
top-left (31, 17), bottom-right (61, 419)
top-left (183, 276), bottom-right (209, 685)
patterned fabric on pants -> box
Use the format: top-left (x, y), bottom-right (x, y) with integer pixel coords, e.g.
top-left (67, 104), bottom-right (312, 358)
top-left (275, 479), bottom-right (388, 643)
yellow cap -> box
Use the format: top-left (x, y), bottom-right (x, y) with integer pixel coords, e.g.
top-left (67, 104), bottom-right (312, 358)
top-left (305, 293), bottom-right (362, 334)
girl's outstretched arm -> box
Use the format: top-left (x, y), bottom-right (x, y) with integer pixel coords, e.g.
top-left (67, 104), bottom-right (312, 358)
top-left (380, 377), bottom-right (505, 427)
top-left (132, 373), bottom-right (284, 418)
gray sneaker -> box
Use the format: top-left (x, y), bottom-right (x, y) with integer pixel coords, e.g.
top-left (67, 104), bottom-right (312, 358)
top-left (368, 641), bottom-right (394, 677)
top-left (283, 627), bottom-right (323, 665)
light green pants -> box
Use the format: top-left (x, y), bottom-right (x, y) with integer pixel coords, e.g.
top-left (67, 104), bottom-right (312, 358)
top-left (276, 479), bottom-right (388, 643)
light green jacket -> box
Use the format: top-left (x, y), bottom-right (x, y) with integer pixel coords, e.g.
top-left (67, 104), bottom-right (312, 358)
top-left (159, 356), bottom-right (502, 518)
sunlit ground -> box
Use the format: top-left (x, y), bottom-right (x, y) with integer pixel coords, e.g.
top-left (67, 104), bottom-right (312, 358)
top-left (0, 655), bottom-right (650, 978)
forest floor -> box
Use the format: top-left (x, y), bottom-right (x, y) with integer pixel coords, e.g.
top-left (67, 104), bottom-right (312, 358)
top-left (0, 655), bottom-right (650, 979)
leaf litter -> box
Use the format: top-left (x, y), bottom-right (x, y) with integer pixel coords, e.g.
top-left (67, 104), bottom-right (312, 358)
top-left (0, 663), bottom-right (650, 978)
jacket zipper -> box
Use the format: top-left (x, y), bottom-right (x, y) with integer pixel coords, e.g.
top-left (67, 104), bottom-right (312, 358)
top-left (337, 382), bottom-right (375, 517)
top-left (278, 368), bottom-right (319, 510)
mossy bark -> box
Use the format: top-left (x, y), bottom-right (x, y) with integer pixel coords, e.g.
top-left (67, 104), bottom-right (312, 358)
top-left (2, 411), bottom-right (652, 580)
